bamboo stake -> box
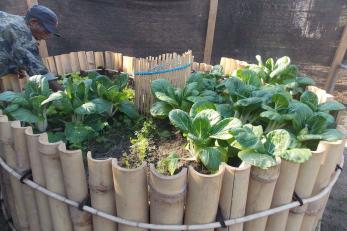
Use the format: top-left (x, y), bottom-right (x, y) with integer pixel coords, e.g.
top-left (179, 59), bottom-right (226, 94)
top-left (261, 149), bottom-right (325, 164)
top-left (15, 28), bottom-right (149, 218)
top-left (218, 162), bottom-right (251, 231)
top-left (86, 51), bottom-right (96, 70)
top-left (265, 160), bottom-right (300, 231)
top-left (112, 160), bottom-right (149, 231)
top-left (94, 51), bottom-right (105, 68)
top-left (87, 152), bottom-right (117, 231)
top-left (60, 54), bottom-right (72, 75)
top-left (69, 52), bottom-right (81, 72)
top-left (0, 116), bottom-right (20, 230)
top-left (185, 165), bottom-right (225, 231)
top-left (46, 56), bottom-right (57, 75)
top-left (38, 134), bottom-right (73, 231)
top-left (285, 148), bottom-right (325, 231)
top-left (11, 123), bottom-right (41, 231)
top-left (105, 51), bottom-right (114, 69)
top-left (78, 51), bottom-right (89, 71)
top-left (59, 143), bottom-right (92, 231)
top-left (0, 118), bottom-right (29, 230)
top-left (25, 127), bottom-right (53, 231)
top-left (244, 157), bottom-right (281, 231)
top-left (54, 55), bottom-right (64, 76)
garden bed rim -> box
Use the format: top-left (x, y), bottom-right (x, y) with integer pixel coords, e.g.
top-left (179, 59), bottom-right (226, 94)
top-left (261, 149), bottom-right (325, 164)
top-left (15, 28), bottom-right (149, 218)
top-left (0, 155), bottom-right (342, 230)
top-left (149, 163), bottom-right (187, 180)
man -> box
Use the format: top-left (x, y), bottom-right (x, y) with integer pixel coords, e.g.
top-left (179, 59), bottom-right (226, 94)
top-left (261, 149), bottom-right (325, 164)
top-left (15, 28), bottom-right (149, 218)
top-left (0, 5), bottom-right (61, 91)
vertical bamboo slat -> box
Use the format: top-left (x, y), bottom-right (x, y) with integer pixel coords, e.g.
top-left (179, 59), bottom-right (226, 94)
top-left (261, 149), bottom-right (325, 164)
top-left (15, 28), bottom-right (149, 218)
top-left (94, 51), bottom-right (105, 68)
top-left (149, 165), bottom-right (187, 231)
top-left (105, 51), bottom-right (114, 69)
top-left (11, 123), bottom-right (41, 231)
top-left (86, 51), bottom-right (96, 70)
top-left (70, 52), bottom-right (81, 72)
top-left (0, 116), bottom-right (20, 230)
top-left (218, 163), bottom-right (251, 231)
top-left (112, 160), bottom-right (148, 231)
top-left (54, 55), bottom-right (64, 76)
top-left (0, 118), bottom-right (29, 230)
top-left (244, 157), bottom-right (281, 231)
top-left (59, 143), bottom-right (92, 231)
top-left (265, 160), bottom-right (301, 231)
top-left (87, 153), bottom-right (117, 231)
top-left (25, 127), bottom-right (53, 231)
top-left (61, 54), bottom-right (72, 74)
top-left (38, 134), bottom-right (73, 231)
top-left (46, 56), bottom-right (57, 75)
top-left (78, 51), bottom-right (89, 71)
top-left (285, 148), bottom-right (324, 231)
top-left (184, 166), bottom-right (225, 231)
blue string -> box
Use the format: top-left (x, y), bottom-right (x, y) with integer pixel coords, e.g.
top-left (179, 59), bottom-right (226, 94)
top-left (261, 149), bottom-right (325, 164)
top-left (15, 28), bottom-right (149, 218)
top-left (134, 63), bottom-right (192, 76)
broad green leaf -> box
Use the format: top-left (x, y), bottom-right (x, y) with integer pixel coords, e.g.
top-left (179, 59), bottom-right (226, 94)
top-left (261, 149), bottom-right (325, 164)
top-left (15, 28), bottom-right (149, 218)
top-left (235, 97), bottom-right (263, 108)
top-left (215, 104), bottom-right (234, 119)
top-left (238, 150), bottom-right (277, 169)
top-left (192, 113), bottom-right (211, 140)
top-left (277, 148), bottom-right (311, 163)
top-left (210, 118), bottom-right (242, 140)
top-left (199, 147), bottom-right (224, 171)
top-left (270, 56), bottom-right (290, 78)
top-left (163, 153), bottom-right (180, 176)
top-left (169, 109), bottom-right (191, 133)
top-left (243, 124), bottom-right (263, 138)
top-left (119, 101), bottom-right (139, 119)
top-left (260, 111), bottom-right (282, 121)
top-left (4, 104), bottom-right (19, 113)
top-left (183, 82), bottom-right (199, 98)
top-left (194, 109), bottom-right (221, 126)
top-left (150, 101), bottom-right (173, 118)
top-left (307, 113), bottom-right (328, 134)
top-left (31, 95), bottom-right (47, 114)
top-left (318, 101), bottom-right (345, 112)
top-left (10, 108), bottom-right (39, 123)
top-left (265, 58), bottom-right (274, 71)
top-left (0, 91), bottom-right (22, 102)
top-left (74, 98), bottom-right (112, 115)
top-left (151, 78), bottom-right (176, 99)
top-left (237, 69), bottom-right (262, 87)
top-left (288, 101), bottom-right (313, 131)
top-left (154, 92), bottom-right (179, 107)
top-left (65, 122), bottom-right (96, 145)
top-left (321, 129), bottom-right (343, 141)
top-left (300, 91), bottom-right (318, 111)
top-left (47, 131), bottom-right (66, 143)
top-left (189, 101), bottom-right (216, 117)
top-left (265, 129), bottom-right (291, 154)
top-left (41, 91), bottom-right (65, 105)
top-left (231, 127), bottom-right (259, 149)
top-left (296, 77), bottom-right (315, 86)
top-left (113, 73), bottom-right (129, 90)
top-left (272, 92), bottom-right (291, 110)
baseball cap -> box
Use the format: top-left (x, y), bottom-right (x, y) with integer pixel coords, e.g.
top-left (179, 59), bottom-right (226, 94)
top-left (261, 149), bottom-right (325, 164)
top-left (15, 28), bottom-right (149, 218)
top-left (26, 5), bottom-right (60, 36)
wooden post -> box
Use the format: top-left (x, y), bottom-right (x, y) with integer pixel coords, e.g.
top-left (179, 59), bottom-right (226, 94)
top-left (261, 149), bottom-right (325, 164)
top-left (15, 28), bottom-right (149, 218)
top-left (203, 0), bottom-right (218, 64)
top-left (324, 25), bottom-right (347, 93)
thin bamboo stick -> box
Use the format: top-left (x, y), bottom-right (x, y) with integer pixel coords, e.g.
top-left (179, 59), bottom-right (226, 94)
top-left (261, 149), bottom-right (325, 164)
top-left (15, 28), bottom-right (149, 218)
top-left (87, 152), bottom-right (117, 231)
top-left (58, 143), bottom-right (92, 231)
top-left (38, 134), bottom-right (73, 231)
top-left (25, 127), bottom-right (53, 231)
top-left (11, 123), bottom-right (41, 231)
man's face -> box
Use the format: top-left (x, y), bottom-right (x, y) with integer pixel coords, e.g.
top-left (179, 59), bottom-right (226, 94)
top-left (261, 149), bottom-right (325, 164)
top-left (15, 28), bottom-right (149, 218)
top-left (28, 18), bottom-right (51, 40)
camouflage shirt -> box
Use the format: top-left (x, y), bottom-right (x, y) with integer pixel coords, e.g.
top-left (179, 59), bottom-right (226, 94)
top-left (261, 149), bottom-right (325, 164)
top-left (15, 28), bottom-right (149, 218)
top-left (0, 11), bottom-right (48, 77)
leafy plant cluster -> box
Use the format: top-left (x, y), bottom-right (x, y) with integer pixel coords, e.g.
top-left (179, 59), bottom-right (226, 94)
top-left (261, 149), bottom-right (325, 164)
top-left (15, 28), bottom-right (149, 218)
top-left (0, 72), bottom-right (139, 150)
top-left (151, 56), bottom-right (346, 174)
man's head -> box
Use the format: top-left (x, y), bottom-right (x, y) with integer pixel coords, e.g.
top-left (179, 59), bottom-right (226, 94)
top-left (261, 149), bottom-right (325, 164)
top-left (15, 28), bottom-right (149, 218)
top-left (25, 5), bottom-right (59, 40)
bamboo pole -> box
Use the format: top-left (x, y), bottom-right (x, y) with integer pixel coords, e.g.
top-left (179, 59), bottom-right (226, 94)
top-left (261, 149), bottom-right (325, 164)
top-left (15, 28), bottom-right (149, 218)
top-left (184, 165), bottom-right (225, 231)
top-left (94, 51), bottom-right (105, 68)
top-left (86, 51), bottom-right (96, 70)
top-left (265, 160), bottom-right (301, 231)
top-left (87, 152), bottom-right (117, 231)
top-left (11, 123), bottom-right (41, 231)
top-left (46, 56), bottom-right (57, 75)
top-left (0, 116), bottom-right (20, 230)
top-left (218, 162), bottom-right (251, 231)
top-left (60, 54), bottom-right (72, 74)
top-left (38, 134), bottom-right (73, 231)
top-left (149, 164), bottom-right (187, 231)
top-left (54, 55), bottom-right (64, 76)
top-left (244, 157), bottom-right (281, 231)
top-left (0, 75), bottom-right (13, 91)
top-left (300, 139), bottom-right (346, 230)
top-left (112, 159), bottom-right (149, 231)
top-left (0, 118), bottom-right (29, 230)
top-left (105, 51), bottom-right (114, 69)
top-left (78, 51), bottom-right (89, 71)
top-left (285, 148), bottom-right (325, 231)
top-left (70, 52), bottom-right (81, 72)
top-left (58, 143), bottom-right (92, 231)
top-left (25, 127), bottom-right (53, 231)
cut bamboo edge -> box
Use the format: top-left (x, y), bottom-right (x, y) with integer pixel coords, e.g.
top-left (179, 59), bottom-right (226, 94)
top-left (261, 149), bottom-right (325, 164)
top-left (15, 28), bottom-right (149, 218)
top-left (0, 156), bottom-right (343, 230)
